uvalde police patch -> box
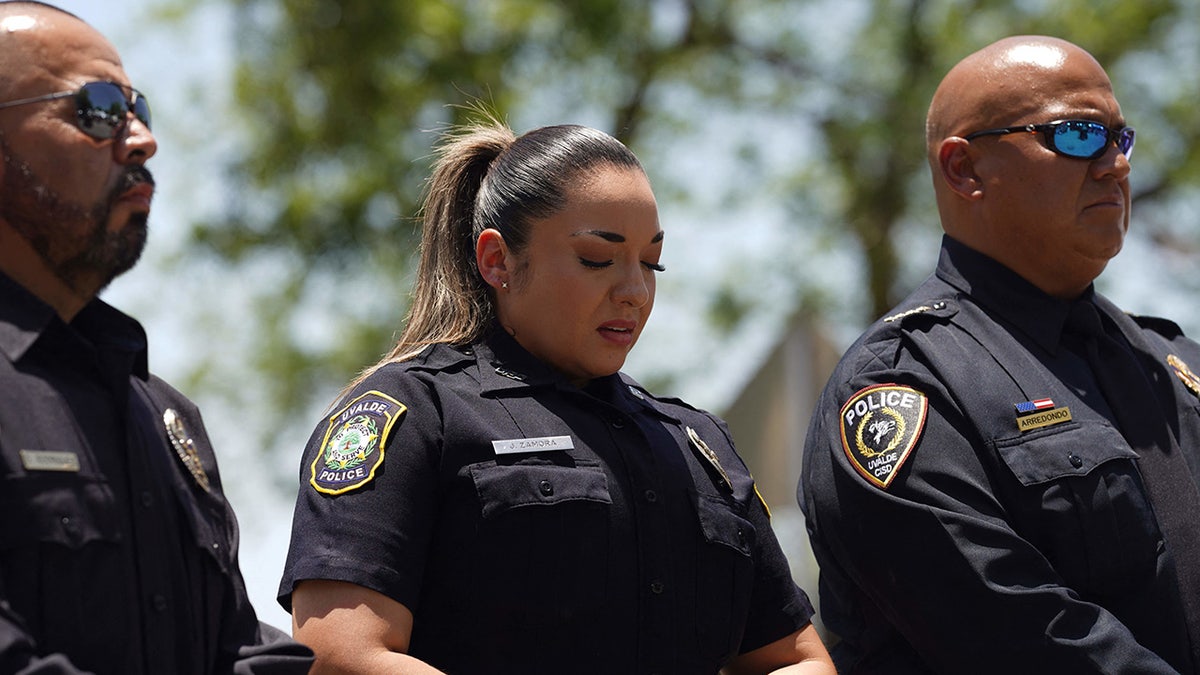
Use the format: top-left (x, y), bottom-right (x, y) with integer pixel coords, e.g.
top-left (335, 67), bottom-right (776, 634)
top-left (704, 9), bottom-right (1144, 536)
top-left (311, 390), bottom-right (406, 495)
top-left (840, 384), bottom-right (927, 489)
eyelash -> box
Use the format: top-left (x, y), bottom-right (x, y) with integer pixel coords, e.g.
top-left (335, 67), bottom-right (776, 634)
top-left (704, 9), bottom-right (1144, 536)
top-left (579, 257), bottom-right (666, 273)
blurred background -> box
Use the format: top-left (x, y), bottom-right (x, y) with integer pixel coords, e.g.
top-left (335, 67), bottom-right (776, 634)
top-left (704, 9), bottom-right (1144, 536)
top-left (59, 0), bottom-right (1200, 634)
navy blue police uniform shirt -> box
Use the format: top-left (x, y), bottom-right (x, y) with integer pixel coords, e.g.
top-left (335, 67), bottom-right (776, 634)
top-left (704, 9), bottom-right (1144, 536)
top-left (279, 327), bottom-right (814, 674)
top-left (0, 271), bottom-right (312, 675)
top-left (799, 235), bottom-right (1200, 674)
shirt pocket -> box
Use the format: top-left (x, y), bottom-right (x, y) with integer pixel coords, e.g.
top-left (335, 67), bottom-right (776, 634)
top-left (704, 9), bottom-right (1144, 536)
top-left (992, 421), bottom-right (1160, 596)
top-left (0, 473), bottom-right (123, 638)
top-left (692, 490), bottom-right (756, 662)
top-left (468, 459), bottom-right (613, 625)
top-left (0, 473), bottom-right (122, 549)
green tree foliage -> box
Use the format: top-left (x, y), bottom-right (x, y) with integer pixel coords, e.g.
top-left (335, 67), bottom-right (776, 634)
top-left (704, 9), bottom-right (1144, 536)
top-left (188, 0), bottom-right (1199, 444)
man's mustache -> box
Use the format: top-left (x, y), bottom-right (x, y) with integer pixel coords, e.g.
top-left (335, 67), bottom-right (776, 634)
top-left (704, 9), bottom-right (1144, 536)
top-left (110, 165), bottom-right (155, 201)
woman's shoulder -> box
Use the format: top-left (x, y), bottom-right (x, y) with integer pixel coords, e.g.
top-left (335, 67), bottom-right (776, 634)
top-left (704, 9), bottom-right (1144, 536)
top-left (619, 373), bottom-right (724, 426)
top-left (340, 343), bottom-right (479, 403)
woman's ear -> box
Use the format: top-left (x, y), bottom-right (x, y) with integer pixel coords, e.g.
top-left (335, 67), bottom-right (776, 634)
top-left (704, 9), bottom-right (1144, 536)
top-left (476, 228), bottom-right (510, 290)
top-left (938, 137), bottom-right (983, 200)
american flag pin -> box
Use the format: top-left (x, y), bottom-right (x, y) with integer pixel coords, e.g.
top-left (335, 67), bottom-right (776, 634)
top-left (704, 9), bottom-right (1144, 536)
top-left (1015, 398), bottom-right (1055, 416)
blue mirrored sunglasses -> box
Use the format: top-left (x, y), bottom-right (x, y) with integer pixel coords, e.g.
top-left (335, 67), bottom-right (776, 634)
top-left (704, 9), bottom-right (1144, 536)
top-left (964, 119), bottom-right (1135, 160)
top-left (0, 80), bottom-right (151, 140)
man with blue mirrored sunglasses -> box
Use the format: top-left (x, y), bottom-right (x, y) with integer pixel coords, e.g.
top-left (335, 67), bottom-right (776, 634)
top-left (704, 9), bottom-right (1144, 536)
top-left (0, 3), bottom-right (312, 673)
top-left (802, 35), bottom-right (1200, 674)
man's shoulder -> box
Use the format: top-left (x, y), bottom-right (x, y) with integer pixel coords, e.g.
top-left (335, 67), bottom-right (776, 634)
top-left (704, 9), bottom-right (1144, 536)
top-left (141, 374), bottom-right (200, 412)
top-left (836, 291), bottom-right (961, 370)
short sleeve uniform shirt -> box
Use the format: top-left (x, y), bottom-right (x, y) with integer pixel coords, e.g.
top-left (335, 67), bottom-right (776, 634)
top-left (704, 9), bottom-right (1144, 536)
top-left (280, 329), bottom-right (813, 674)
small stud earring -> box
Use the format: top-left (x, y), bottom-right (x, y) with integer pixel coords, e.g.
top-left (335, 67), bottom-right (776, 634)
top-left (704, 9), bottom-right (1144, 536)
top-left (501, 281), bottom-right (508, 289)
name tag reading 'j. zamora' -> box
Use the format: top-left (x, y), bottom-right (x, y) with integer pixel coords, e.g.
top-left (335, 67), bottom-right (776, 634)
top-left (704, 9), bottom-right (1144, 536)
top-left (491, 436), bottom-right (575, 455)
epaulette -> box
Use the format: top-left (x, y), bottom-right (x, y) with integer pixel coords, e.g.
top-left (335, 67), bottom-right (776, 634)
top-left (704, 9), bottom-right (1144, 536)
top-left (405, 343), bottom-right (475, 373)
top-left (1130, 313), bottom-right (1185, 340)
top-left (620, 375), bottom-right (704, 414)
top-left (881, 299), bottom-right (957, 326)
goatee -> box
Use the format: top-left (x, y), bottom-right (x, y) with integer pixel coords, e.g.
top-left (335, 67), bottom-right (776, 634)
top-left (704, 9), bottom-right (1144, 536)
top-left (1, 140), bottom-right (153, 296)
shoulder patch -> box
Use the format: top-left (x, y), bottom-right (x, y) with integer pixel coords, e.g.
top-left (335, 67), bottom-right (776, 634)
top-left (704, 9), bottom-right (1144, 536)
top-left (839, 384), bottom-right (928, 489)
top-left (310, 390), bottom-right (407, 496)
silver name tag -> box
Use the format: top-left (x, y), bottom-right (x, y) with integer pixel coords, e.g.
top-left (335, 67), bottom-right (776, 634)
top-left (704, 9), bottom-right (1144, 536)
top-left (20, 450), bottom-right (81, 472)
top-left (492, 435), bottom-right (574, 455)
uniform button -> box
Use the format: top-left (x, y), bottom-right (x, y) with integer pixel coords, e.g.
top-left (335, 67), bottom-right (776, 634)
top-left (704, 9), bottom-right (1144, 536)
top-left (649, 580), bottom-right (664, 594)
top-left (152, 594), bottom-right (168, 612)
top-left (539, 480), bottom-right (554, 496)
top-left (1068, 453), bottom-right (1083, 469)
top-left (140, 491), bottom-right (154, 508)
top-left (610, 417), bottom-right (625, 429)
top-left (644, 489), bottom-right (658, 503)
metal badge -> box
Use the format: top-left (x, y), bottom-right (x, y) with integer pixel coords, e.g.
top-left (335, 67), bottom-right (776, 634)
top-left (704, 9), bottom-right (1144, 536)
top-left (686, 426), bottom-right (732, 492)
top-left (164, 408), bottom-right (211, 493)
top-left (1168, 355), bottom-right (1200, 399)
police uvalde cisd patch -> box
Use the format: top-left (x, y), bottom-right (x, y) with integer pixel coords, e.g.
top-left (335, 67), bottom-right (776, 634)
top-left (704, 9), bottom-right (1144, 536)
top-left (310, 390), bottom-right (407, 495)
top-left (840, 384), bottom-right (928, 489)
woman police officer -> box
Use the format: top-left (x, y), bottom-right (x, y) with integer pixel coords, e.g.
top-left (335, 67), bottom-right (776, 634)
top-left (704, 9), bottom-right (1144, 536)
top-left (277, 119), bottom-right (833, 675)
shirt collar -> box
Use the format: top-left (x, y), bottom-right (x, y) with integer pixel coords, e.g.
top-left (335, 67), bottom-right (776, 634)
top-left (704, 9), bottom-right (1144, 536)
top-left (0, 271), bottom-right (56, 363)
top-left (474, 327), bottom-right (566, 394)
top-left (471, 327), bottom-right (654, 416)
top-left (935, 235), bottom-right (1079, 354)
top-left (0, 270), bottom-right (150, 379)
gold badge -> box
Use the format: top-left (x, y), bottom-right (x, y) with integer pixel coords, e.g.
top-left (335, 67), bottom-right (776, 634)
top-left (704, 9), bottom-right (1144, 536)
top-left (686, 426), bottom-right (732, 492)
top-left (164, 408), bottom-right (211, 493)
top-left (840, 384), bottom-right (928, 489)
top-left (1168, 355), bottom-right (1200, 398)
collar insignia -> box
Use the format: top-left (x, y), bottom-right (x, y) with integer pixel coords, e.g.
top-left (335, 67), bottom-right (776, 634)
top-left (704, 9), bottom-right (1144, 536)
top-left (311, 390), bottom-right (406, 495)
top-left (164, 409), bottom-right (211, 493)
top-left (840, 384), bottom-right (927, 489)
top-left (1168, 355), bottom-right (1200, 398)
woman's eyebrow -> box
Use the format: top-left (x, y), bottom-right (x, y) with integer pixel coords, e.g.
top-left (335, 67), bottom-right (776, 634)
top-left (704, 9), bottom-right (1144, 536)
top-left (571, 229), bottom-right (665, 244)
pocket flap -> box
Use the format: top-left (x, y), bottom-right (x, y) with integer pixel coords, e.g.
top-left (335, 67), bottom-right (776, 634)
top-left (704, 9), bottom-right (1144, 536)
top-left (470, 462), bottom-right (612, 519)
top-left (993, 422), bottom-right (1137, 485)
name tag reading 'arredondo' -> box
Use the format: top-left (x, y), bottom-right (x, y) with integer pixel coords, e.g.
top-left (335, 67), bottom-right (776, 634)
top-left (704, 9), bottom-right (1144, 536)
top-left (840, 384), bottom-right (928, 490)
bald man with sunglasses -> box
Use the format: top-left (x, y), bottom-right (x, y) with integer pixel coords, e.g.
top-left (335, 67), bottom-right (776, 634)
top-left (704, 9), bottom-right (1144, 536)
top-left (800, 36), bottom-right (1200, 673)
top-left (0, 3), bottom-right (312, 672)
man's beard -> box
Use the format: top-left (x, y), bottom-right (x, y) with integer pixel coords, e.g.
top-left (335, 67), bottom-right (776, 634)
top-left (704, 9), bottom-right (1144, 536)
top-left (0, 139), bottom-right (153, 297)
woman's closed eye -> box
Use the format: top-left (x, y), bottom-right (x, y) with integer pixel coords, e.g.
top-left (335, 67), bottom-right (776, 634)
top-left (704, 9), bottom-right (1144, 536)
top-left (579, 257), bottom-right (665, 273)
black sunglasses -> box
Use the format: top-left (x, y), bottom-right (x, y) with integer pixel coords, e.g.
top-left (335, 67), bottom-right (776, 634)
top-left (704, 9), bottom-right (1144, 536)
top-left (964, 119), bottom-right (1135, 161)
top-left (0, 80), bottom-right (151, 140)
